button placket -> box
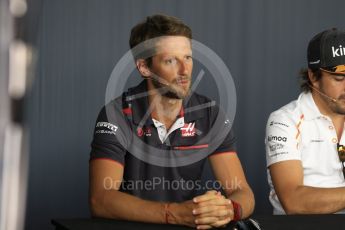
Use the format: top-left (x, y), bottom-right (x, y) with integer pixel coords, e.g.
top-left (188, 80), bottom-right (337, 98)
top-left (325, 119), bottom-right (338, 144)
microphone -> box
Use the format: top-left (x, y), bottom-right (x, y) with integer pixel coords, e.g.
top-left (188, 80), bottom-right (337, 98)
top-left (308, 84), bottom-right (337, 102)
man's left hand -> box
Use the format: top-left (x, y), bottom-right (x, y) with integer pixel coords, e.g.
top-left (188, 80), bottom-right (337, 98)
top-left (192, 190), bottom-right (234, 229)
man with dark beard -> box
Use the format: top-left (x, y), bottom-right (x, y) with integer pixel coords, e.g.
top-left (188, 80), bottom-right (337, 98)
top-left (89, 14), bottom-right (254, 229)
top-left (266, 28), bottom-right (345, 215)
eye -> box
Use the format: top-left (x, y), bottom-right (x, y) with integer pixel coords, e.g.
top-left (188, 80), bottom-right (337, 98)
top-left (185, 55), bottom-right (193, 61)
top-left (164, 58), bottom-right (177, 65)
top-left (333, 75), bottom-right (345, 81)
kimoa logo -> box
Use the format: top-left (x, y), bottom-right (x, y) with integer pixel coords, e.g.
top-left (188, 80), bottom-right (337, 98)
top-left (332, 45), bottom-right (345, 57)
top-left (268, 135), bottom-right (287, 142)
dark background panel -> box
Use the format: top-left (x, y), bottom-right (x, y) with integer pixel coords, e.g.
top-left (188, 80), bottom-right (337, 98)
top-left (22, 0), bottom-right (345, 229)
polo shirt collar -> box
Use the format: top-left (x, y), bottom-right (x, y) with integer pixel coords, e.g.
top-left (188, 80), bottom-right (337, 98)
top-left (298, 92), bottom-right (324, 121)
top-left (183, 94), bottom-right (209, 123)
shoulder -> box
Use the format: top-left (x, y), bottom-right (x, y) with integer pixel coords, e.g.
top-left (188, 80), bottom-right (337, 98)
top-left (185, 93), bottom-right (221, 123)
top-left (96, 96), bottom-right (123, 119)
top-left (267, 95), bottom-right (305, 128)
top-left (187, 92), bottom-right (214, 105)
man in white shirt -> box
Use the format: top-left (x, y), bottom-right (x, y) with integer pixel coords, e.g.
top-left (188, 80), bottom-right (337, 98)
top-left (265, 28), bottom-right (345, 215)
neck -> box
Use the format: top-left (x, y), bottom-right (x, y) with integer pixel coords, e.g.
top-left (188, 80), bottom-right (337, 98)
top-left (312, 91), bottom-right (343, 119)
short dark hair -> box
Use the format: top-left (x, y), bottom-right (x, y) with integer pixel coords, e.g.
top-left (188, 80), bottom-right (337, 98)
top-left (129, 14), bottom-right (192, 65)
top-left (299, 68), bottom-right (322, 92)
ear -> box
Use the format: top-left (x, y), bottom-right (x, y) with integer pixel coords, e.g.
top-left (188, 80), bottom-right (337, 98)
top-left (136, 59), bottom-right (151, 78)
top-left (308, 68), bottom-right (320, 88)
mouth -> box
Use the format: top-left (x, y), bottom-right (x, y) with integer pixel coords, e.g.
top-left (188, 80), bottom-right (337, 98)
top-left (176, 78), bottom-right (190, 85)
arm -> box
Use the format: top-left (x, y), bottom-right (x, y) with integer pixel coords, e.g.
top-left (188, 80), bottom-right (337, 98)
top-left (89, 105), bottom-right (204, 226)
top-left (269, 160), bottom-right (345, 214)
top-left (89, 159), bottom-right (165, 223)
top-left (89, 159), bottom-right (198, 226)
top-left (209, 153), bottom-right (255, 218)
top-left (191, 153), bottom-right (255, 230)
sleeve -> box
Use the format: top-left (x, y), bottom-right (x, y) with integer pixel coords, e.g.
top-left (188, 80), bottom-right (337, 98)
top-left (90, 102), bottom-right (132, 166)
top-left (265, 112), bottom-right (301, 167)
top-left (209, 104), bottom-right (236, 155)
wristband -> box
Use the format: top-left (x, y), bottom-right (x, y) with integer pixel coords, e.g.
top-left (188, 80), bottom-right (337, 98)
top-left (231, 200), bottom-right (242, 221)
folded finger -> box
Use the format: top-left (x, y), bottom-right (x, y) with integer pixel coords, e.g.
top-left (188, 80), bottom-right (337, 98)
top-left (197, 198), bottom-right (231, 208)
top-left (211, 217), bottom-right (232, 228)
top-left (193, 190), bottom-right (219, 203)
top-left (197, 208), bottom-right (232, 219)
top-left (195, 216), bottom-right (219, 225)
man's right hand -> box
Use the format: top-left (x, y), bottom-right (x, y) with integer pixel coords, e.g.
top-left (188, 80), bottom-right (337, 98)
top-left (168, 190), bottom-right (232, 229)
top-left (193, 190), bottom-right (233, 229)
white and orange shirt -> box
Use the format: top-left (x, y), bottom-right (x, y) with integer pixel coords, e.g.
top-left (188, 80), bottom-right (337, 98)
top-left (265, 92), bottom-right (345, 214)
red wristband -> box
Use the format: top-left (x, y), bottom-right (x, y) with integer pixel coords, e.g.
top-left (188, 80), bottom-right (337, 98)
top-left (231, 200), bottom-right (242, 221)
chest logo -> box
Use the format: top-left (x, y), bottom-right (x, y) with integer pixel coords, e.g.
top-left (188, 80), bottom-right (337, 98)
top-left (181, 122), bottom-right (196, 137)
top-left (137, 127), bottom-right (152, 137)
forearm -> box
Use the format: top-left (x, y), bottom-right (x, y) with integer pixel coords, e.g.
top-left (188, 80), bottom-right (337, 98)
top-left (90, 190), bottom-right (195, 226)
top-left (282, 186), bottom-right (345, 214)
top-left (226, 186), bottom-right (255, 219)
top-left (90, 190), bottom-right (166, 224)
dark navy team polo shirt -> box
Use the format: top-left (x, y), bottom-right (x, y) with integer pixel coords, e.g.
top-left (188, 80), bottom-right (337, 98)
top-left (90, 80), bottom-right (236, 202)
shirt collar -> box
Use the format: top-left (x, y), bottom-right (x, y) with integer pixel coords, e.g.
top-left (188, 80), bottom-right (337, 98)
top-left (298, 92), bottom-right (324, 121)
top-left (152, 117), bottom-right (185, 132)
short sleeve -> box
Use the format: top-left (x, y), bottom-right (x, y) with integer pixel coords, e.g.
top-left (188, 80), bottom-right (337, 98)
top-left (209, 104), bottom-right (236, 155)
top-left (265, 112), bottom-right (301, 167)
top-left (90, 101), bottom-right (131, 165)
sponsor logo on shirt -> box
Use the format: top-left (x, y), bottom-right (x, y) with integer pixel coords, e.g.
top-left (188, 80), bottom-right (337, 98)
top-left (143, 127), bottom-right (152, 137)
top-left (181, 122), bottom-right (196, 137)
top-left (137, 127), bottom-right (144, 137)
top-left (95, 130), bottom-right (116, 135)
top-left (267, 135), bottom-right (287, 142)
top-left (269, 121), bottom-right (289, 127)
top-left (137, 127), bottom-right (152, 137)
top-left (310, 139), bottom-right (324, 143)
top-left (96, 122), bottom-right (118, 135)
top-left (269, 143), bottom-right (285, 151)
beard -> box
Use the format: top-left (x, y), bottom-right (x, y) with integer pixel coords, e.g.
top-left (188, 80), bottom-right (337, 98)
top-left (331, 98), bottom-right (345, 115)
top-left (151, 77), bottom-right (191, 99)
top-left (319, 87), bottom-right (345, 115)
